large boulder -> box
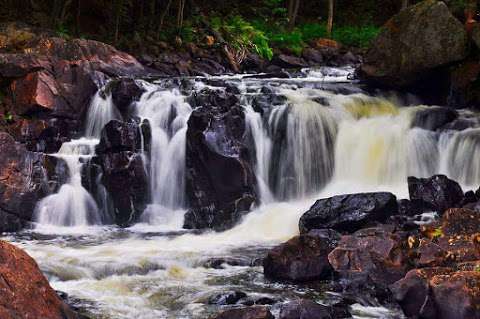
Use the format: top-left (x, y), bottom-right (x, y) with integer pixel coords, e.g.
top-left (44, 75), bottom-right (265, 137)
top-left (86, 119), bottom-right (150, 227)
top-left (0, 240), bottom-right (80, 319)
top-left (360, 0), bottom-right (467, 88)
top-left (299, 192), bottom-right (398, 234)
top-left (0, 133), bottom-right (68, 232)
top-left (391, 268), bottom-right (480, 319)
top-left (107, 78), bottom-right (146, 118)
top-left (263, 229), bottom-right (341, 282)
top-left (183, 96), bottom-right (257, 231)
top-left (408, 175), bottom-right (464, 214)
top-left (328, 226), bottom-right (410, 288)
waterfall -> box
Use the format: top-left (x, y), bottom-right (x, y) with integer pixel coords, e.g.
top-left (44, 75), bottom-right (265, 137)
top-left (439, 128), bottom-right (480, 187)
top-left (35, 85), bottom-right (120, 228)
top-left (268, 89), bottom-right (337, 200)
top-left (85, 90), bottom-right (121, 138)
top-left (34, 138), bottom-right (101, 226)
top-left (135, 83), bottom-right (192, 223)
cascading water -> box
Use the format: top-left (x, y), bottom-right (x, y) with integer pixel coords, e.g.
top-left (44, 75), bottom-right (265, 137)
top-left (35, 86), bottom-right (120, 228)
top-left (85, 90), bottom-right (121, 138)
top-left (135, 82), bottom-right (192, 224)
top-left (35, 138), bottom-right (101, 227)
top-left (8, 67), bottom-right (480, 319)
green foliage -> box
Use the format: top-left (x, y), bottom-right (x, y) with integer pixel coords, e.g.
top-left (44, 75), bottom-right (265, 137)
top-left (270, 31), bottom-right (303, 55)
top-left (212, 15), bottom-right (273, 60)
top-left (332, 25), bottom-right (380, 48)
top-left (475, 265), bottom-right (480, 272)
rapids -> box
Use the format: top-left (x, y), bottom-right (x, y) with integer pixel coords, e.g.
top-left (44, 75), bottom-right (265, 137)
top-left (5, 67), bottom-right (480, 319)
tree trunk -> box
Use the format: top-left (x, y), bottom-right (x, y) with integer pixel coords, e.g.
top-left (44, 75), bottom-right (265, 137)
top-left (177, 0), bottom-right (186, 31)
top-left (327, 0), bottom-right (334, 38)
top-left (158, 0), bottom-right (173, 37)
top-left (401, 0), bottom-right (409, 10)
top-left (75, 0), bottom-right (82, 36)
top-left (288, 0), bottom-right (300, 30)
top-left (114, 0), bottom-right (122, 44)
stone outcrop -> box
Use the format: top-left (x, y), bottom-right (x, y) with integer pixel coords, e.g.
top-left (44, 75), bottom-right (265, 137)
top-left (0, 23), bottom-right (146, 153)
top-left (0, 240), bottom-right (80, 319)
top-left (210, 306), bottom-right (274, 319)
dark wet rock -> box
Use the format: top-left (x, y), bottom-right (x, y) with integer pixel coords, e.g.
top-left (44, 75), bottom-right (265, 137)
top-left (88, 119), bottom-right (150, 227)
top-left (359, 0), bottom-right (467, 88)
top-left (108, 78), bottom-right (145, 118)
top-left (0, 133), bottom-right (68, 232)
top-left (96, 119), bottom-right (145, 154)
top-left (208, 291), bottom-right (248, 305)
top-left (411, 107), bottom-right (459, 131)
top-left (460, 190), bottom-right (478, 207)
top-left (188, 88), bottom-right (239, 110)
top-left (299, 192), bottom-right (398, 234)
top-left (241, 53), bottom-right (266, 72)
top-left (391, 268), bottom-right (480, 319)
top-left (183, 100), bottom-right (257, 231)
top-left (210, 306), bottom-right (274, 319)
top-left (328, 226), bottom-right (410, 288)
top-left (263, 229), bottom-right (341, 282)
top-left (0, 240), bottom-right (81, 319)
top-left (93, 151), bottom-right (148, 227)
top-left (278, 299), bottom-right (332, 319)
top-left (408, 175), bottom-right (464, 214)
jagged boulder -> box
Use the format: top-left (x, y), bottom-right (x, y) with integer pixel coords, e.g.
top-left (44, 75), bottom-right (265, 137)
top-left (107, 78), bottom-right (146, 118)
top-left (210, 306), bottom-right (274, 319)
top-left (360, 0), bottom-right (467, 88)
top-left (87, 119), bottom-right (151, 227)
top-left (391, 268), bottom-right (480, 319)
top-left (0, 240), bottom-right (81, 319)
top-left (328, 226), bottom-right (411, 289)
top-left (183, 99), bottom-right (257, 231)
top-left (408, 175), bottom-right (464, 214)
top-left (0, 133), bottom-right (68, 232)
top-left (299, 192), bottom-right (398, 234)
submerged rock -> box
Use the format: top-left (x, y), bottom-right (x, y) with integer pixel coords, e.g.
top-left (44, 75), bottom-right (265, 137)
top-left (263, 229), bottom-right (340, 282)
top-left (0, 240), bottom-right (80, 319)
top-left (299, 192), bottom-right (398, 234)
top-left (0, 133), bottom-right (68, 232)
top-left (360, 0), bottom-right (467, 88)
top-left (183, 99), bottom-right (257, 231)
top-left (408, 175), bottom-right (464, 214)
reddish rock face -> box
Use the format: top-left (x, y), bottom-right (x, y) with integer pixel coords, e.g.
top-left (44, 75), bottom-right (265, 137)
top-left (0, 240), bottom-right (79, 319)
top-left (0, 26), bottom-right (146, 153)
top-left (328, 226), bottom-right (410, 287)
top-left (442, 208), bottom-right (480, 236)
top-left (391, 268), bottom-right (480, 319)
